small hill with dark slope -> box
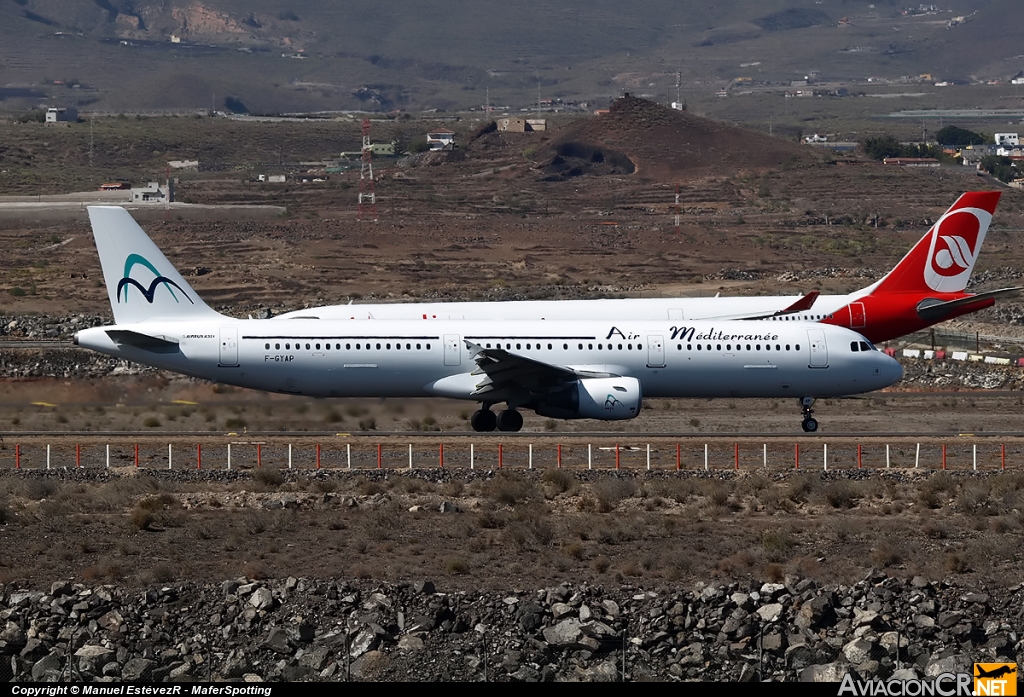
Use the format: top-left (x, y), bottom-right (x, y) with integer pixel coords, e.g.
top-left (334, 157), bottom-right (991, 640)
top-left (543, 96), bottom-right (817, 182)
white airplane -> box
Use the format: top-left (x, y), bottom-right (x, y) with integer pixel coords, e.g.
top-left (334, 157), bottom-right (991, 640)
top-left (276, 191), bottom-right (1012, 345)
top-left (73, 207), bottom-right (902, 432)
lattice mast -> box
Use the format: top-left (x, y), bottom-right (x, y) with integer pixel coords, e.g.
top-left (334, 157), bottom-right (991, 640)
top-left (357, 118), bottom-right (377, 221)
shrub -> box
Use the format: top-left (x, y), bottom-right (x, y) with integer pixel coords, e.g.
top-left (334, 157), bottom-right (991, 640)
top-left (592, 556), bottom-right (611, 573)
top-left (761, 529), bottom-right (794, 562)
top-left (445, 557), bottom-right (470, 575)
top-left (944, 553), bottom-right (967, 573)
top-left (129, 505), bottom-right (155, 531)
top-left (486, 472), bottom-right (536, 506)
top-left (254, 466), bottom-right (284, 488)
top-left (541, 468), bottom-right (575, 497)
top-left (143, 416), bottom-right (160, 428)
top-left (823, 480), bottom-right (861, 509)
top-left (592, 478), bottom-right (636, 512)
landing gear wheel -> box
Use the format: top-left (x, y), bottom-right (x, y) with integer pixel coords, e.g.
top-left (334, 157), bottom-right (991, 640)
top-left (496, 409), bottom-right (524, 432)
top-left (799, 397), bottom-right (818, 433)
top-left (471, 409), bottom-right (497, 432)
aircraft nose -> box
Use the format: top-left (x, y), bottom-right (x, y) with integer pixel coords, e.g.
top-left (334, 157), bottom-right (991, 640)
top-left (878, 353), bottom-right (904, 386)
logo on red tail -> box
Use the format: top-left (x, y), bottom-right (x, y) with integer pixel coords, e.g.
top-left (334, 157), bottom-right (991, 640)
top-left (924, 208), bottom-right (990, 292)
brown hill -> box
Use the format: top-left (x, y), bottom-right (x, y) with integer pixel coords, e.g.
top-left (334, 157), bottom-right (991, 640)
top-left (543, 96), bottom-right (818, 182)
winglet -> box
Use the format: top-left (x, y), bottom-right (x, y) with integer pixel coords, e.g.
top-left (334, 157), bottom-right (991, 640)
top-left (774, 291), bottom-right (819, 316)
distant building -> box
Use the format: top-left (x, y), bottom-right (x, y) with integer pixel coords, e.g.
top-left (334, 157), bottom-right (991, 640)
top-left (131, 182), bottom-right (171, 202)
top-left (995, 133), bottom-right (1019, 147)
top-left (167, 160), bottom-right (199, 170)
top-left (99, 182), bottom-right (130, 191)
top-left (45, 107), bottom-right (77, 123)
top-left (883, 157), bottom-right (940, 167)
top-left (426, 128), bottom-right (455, 151)
top-left (496, 118), bottom-right (546, 132)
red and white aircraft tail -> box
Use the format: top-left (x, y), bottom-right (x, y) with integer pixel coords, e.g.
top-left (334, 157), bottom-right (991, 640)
top-left (866, 191), bottom-right (1000, 296)
top-left (825, 191), bottom-right (1018, 341)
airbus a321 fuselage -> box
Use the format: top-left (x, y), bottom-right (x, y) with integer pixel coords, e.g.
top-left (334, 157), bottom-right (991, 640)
top-left (276, 192), bottom-right (1009, 345)
top-left (74, 206), bottom-right (903, 432)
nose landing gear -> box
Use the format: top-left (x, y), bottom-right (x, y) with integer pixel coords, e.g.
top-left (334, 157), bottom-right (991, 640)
top-left (800, 397), bottom-right (818, 433)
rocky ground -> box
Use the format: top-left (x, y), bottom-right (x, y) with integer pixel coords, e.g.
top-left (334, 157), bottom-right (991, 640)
top-left (0, 553), bottom-right (1020, 682)
top-left (2, 466), bottom-right (1024, 682)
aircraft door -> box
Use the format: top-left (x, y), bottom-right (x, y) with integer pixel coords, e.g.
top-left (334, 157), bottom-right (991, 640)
top-left (219, 327), bottom-right (239, 367)
top-left (849, 302), bottom-right (866, 328)
top-left (647, 335), bottom-right (666, 368)
top-left (807, 328), bottom-right (828, 368)
top-left (444, 334), bottom-right (461, 366)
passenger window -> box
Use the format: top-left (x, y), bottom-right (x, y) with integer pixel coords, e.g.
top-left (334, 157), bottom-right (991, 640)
top-left (588, 344), bottom-right (593, 350)
top-left (796, 344), bottom-right (801, 350)
top-left (286, 343), bottom-right (291, 350)
top-left (598, 344), bottom-right (603, 350)
top-left (417, 343), bottom-right (421, 350)
top-left (618, 343), bottom-right (622, 350)
top-left (426, 343), bottom-right (431, 350)
top-left (275, 343), bottom-right (280, 350)
top-left (716, 344), bottom-right (721, 351)
top-left (265, 343), bottom-right (270, 349)
top-left (376, 343), bottom-right (381, 350)
top-left (346, 344), bottom-right (351, 350)
top-left (746, 344), bottom-right (751, 351)
top-left (697, 344), bottom-right (702, 351)
top-left (316, 343), bottom-right (321, 350)
top-left (786, 344), bottom-right (790, 350)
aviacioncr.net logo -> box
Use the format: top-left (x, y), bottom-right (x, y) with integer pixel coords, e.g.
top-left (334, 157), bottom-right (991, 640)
top-left (117, 254), bottom-right (193, 305)
top-left (923, 207), bottom-right (991, 293)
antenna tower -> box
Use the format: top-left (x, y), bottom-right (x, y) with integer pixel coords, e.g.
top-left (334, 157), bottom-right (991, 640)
top-left (357, 118), bottom-right (377, 221)
top-left (674, 183), bottom-right (681, 233)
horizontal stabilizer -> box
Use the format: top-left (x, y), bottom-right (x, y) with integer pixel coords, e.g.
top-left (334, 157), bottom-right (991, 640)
top-left (916, 287), bottom-right (1022, 322)
top-left (106, 329), bottom-right (180, 353)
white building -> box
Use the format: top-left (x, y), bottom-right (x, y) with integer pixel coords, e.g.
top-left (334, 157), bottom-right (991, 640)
top-left (995, 133), bottom-right (1019, 147)
top-left (131, 182), bottom-right (170, 202)
top-left (426, 128), bottom-right (455, 151)
top-left (45, 107), bottom-right (78, 123)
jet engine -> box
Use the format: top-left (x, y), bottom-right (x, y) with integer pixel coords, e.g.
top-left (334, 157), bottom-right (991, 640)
top-left (534, 377), bottom-right (642, 420)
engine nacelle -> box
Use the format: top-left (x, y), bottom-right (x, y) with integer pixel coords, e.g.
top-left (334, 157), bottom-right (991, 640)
top-left (534, 377), bottom-right (642, 420)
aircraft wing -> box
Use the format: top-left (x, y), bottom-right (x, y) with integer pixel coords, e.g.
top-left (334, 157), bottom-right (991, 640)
top-left (465, 340), bottom-right (617, 400)
top-left (916, 287), bottom-right (1023, 322)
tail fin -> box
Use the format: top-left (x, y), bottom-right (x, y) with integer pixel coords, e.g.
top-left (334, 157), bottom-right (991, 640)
top-left (87, 206), bottom-right (221, 324)
top-left (866, 191), bottom-right (1001, 296)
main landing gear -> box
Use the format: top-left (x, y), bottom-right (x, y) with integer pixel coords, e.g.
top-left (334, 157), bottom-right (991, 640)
top-left (800, 397), bottom-right (818, 433)
top-left (470, 405), bottom-right (523, 432)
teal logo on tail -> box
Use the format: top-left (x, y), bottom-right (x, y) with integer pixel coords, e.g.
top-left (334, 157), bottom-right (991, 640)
top-left (117, 254), bottom-right (193, 305)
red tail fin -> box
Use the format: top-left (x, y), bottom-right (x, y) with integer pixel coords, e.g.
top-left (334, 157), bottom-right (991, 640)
top-left (869, 191), bottom-right (1001, 295)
